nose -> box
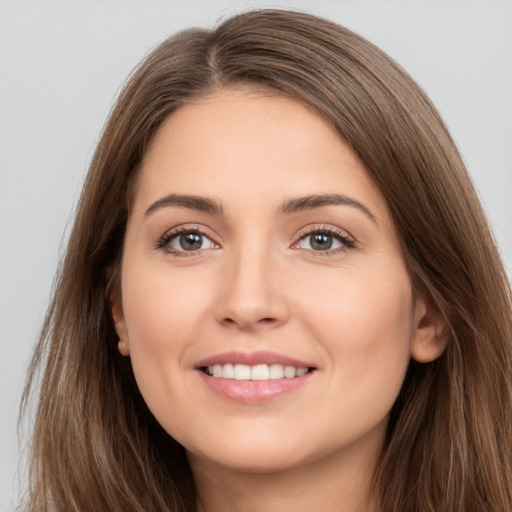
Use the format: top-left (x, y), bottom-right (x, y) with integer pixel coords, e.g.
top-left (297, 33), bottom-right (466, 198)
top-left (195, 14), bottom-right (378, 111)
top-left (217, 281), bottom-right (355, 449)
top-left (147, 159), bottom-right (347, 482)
top-left (213, 244), bottom-right (290, 331)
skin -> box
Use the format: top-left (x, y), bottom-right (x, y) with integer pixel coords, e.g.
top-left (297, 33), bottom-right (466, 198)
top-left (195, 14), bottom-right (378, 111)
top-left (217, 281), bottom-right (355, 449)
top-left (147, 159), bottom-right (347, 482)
top-left (112, 87), bottom-right (446, 512)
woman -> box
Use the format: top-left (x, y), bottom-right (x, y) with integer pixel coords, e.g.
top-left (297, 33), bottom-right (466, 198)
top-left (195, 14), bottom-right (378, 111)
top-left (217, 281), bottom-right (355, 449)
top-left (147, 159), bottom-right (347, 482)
top-left (22, 9), bottom-right (512, 512)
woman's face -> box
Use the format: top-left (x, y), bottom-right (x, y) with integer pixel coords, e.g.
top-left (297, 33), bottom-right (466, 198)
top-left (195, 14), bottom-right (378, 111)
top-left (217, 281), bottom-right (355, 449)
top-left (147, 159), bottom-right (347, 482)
top-left (113, 87), bottom-right (441, 477)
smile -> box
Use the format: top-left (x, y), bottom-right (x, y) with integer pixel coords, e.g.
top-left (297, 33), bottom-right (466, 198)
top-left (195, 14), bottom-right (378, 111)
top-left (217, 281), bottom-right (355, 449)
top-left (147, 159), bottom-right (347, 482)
top-left (195, 352), bottom-right (316, 403)
top-left (203, 363), bottom-right (310, 380)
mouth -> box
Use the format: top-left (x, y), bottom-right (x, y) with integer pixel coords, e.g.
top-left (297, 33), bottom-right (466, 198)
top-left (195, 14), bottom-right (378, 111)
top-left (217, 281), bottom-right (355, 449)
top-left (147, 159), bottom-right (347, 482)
top-left (200, 363), bottom-right (314, 381)
top-left (194, 351), bottom-right (317, 402)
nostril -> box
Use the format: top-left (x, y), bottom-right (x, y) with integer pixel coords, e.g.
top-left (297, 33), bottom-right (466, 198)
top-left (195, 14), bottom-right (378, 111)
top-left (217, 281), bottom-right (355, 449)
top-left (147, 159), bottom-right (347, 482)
top-left (220, 316), bottom-right (279, 329)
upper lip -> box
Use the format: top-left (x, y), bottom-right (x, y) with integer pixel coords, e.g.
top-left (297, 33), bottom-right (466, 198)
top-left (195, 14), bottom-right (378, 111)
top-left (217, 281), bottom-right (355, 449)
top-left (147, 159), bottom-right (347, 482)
top-left (194, 351), bottom-right (315, 369)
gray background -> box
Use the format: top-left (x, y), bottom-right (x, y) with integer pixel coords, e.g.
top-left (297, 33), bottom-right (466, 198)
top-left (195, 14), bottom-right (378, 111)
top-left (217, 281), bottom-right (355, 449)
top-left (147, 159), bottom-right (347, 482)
top-left (1, 0), bottom-right (511, 509)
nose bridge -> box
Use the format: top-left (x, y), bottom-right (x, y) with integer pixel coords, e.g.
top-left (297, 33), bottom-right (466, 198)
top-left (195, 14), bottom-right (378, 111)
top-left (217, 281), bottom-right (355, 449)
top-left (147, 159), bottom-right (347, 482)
top-left (215, 235), bottom-right (288, 329)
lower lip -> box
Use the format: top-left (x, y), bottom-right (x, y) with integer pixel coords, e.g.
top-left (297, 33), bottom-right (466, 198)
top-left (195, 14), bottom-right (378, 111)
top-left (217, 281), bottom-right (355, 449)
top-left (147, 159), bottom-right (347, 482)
top-left (197, 370), bottom-right (314, 404)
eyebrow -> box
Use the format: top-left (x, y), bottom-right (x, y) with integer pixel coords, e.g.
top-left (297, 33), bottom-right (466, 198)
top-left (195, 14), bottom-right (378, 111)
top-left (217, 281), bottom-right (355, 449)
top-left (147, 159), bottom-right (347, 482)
top-left (278, 194), bottom-right (376, 223)
top-left (144, 194), bottom-right (223, 217)
top-left (144, 192), bottom-right (376, 223)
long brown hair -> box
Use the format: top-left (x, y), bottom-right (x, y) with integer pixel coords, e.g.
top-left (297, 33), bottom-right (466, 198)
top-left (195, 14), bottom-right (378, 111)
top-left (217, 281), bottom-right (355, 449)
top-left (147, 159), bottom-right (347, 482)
top-left (22, 9), bottom-right (512, 511)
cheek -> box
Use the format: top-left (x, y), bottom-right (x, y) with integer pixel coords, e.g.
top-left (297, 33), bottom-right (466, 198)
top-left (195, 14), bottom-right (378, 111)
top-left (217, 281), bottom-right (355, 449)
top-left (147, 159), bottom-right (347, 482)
top-left (119, 261), bottom-right (215, 405)
top-left (121, 259), bottom-right (213, 345)
top-left (300, 261), bottom-right (414, 396)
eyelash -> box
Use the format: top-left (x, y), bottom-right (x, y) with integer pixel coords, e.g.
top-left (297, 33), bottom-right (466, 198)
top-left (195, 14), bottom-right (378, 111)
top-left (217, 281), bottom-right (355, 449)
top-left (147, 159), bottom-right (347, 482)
top-left (156, 225), bottom-right (217, 257)
top-left (156, 224), bottom-right (355, 257)
top-left (293, 225), bottom-right (355, 256)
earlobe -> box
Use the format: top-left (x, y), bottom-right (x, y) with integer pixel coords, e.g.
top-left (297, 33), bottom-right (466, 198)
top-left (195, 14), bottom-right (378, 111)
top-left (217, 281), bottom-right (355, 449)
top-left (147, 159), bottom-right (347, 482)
top-left (410, 295), bottom-right (448, 363)
top-left (117, 338), bottom-right (130, 356)
top-left (108, 267), bottom-right (130, 356)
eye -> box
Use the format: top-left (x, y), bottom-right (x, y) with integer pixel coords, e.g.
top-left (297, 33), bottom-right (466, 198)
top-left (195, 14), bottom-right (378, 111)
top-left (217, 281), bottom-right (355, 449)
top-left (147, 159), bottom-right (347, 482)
top-left (295, 228), bottom-right (355, 253)
top-left (158, 228), bottom-right (217, 254)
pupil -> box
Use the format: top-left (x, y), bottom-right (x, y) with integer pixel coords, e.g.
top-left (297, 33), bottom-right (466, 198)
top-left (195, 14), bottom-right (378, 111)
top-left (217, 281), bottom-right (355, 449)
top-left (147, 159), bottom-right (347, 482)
top-left (311, 233), bottom-right (332, 250)
top-left (180, 233), bottom-right (202, 251)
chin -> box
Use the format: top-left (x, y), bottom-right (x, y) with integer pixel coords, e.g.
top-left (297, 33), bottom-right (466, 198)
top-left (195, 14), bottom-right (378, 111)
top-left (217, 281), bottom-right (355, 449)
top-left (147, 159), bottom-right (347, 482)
top-left (181, 413), bottom-right (389, 479)
top-left (188, 445), bottom-right (310, 475)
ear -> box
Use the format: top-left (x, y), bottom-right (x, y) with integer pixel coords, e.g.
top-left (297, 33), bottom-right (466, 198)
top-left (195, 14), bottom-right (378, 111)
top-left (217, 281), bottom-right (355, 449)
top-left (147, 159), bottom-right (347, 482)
top-left (410, 294), bottom-right (448, 363)
top-left (107, 266), bottom-right (130, 357)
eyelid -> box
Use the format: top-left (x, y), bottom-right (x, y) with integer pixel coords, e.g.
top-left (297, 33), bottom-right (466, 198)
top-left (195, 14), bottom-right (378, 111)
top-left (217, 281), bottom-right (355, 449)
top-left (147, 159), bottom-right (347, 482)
top-left (154, 222), bottom-right (355, 257)
top-left (292, 224), bottom-right (356, 253)
top-left (295, 224), bottom-right (353, 240)
top-left (155, 224), bottom-right (220, 255)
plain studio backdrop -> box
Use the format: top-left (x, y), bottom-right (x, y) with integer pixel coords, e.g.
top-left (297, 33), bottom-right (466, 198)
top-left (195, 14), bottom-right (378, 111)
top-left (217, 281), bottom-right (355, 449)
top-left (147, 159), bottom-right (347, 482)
top-left (0, 0), bottom-right (511, 509)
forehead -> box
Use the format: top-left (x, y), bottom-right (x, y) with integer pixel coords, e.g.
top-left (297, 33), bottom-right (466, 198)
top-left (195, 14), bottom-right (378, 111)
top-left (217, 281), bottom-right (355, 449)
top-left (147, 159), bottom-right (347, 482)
top-left (133, 87), bottom-right (391, 225)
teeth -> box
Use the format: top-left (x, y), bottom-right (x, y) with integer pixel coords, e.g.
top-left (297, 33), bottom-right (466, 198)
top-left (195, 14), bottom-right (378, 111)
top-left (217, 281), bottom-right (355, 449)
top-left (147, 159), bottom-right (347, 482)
top-left (251, 364), bottom-right (269, 380)
top-left (206, 363), bottom-right (309, 380)
top-left (234, 364), bottom-right (251, 380)
top-left (269, 364), bottom-right (284, 379)
top-left (223, 363), bottom-right (234, 379)
top-left (296, 367), bottom-right (308, 377)
top-left (284, 366), bottom-right (296, 378)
